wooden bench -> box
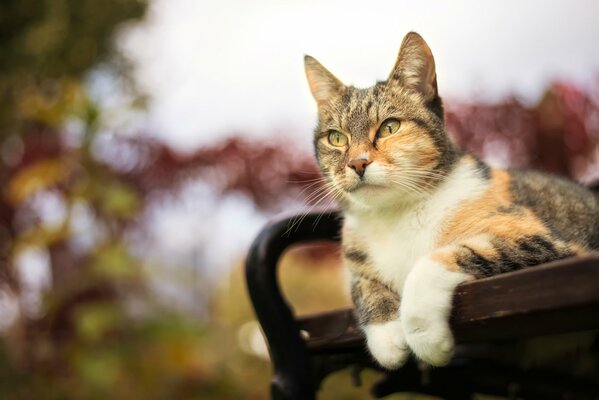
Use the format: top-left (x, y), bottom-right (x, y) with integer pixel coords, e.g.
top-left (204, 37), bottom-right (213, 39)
top-left (246, 211), bottom-right (599, 399)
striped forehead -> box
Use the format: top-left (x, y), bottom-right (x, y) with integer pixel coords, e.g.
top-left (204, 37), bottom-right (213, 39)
top-left (326, 84), bottom-right (397, 137)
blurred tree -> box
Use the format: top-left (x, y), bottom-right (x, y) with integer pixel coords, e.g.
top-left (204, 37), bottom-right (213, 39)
top-left (0, 0), bottom-right (144, 135)
top-left (446, 81), bottom-right (599, 182)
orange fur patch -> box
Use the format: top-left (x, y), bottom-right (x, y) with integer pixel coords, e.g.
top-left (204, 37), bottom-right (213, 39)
top-left (460, 234), bottom-right (498, 260)
top-left (430, 245), bottom-right (460, 271)
top-left (379, 121), bottom-right (440, 170)
top-left (437, 169), bottom-right (549, 247)
top-left (431, 235), bottom-right (498, 272)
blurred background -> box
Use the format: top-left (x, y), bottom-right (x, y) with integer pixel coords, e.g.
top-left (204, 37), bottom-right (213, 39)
top-left (1, 0), bottom-right (599, 399)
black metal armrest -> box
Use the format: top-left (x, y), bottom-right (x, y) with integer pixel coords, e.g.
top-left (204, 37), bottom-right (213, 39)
top-left (245, 211), bottom-right (342, 400)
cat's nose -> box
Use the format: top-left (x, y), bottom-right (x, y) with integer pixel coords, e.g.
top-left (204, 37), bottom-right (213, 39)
top-left (348, 159), bottom-right (371, 178)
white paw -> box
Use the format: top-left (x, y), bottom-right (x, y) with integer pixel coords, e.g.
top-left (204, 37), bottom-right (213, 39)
top-left (403, 314), bottom-right (454, 366)
top-left (364, 320), bottom-right (409, 369)
top-left (401, 257), bottom-right (473, 366)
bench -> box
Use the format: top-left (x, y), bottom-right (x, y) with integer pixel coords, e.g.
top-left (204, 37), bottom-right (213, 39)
top-left (246, 211), bottom-right (599, 399)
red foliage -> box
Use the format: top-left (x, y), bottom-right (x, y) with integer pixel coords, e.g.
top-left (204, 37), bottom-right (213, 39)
top-left (446, 82), bottom-right (599, 182)
top-left (116, 136), bottom-right (320, 211)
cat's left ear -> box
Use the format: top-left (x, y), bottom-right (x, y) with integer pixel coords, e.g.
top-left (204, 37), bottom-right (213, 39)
top-left (305, 55), bottom-right (345, 105)
top-left (388, 32), bottom-right (438, 101)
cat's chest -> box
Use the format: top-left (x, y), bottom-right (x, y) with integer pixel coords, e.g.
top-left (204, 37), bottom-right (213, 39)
top-left (346, 208), bottom-right (440, 293)
top-left (343, 161), bottom-right (488, 293)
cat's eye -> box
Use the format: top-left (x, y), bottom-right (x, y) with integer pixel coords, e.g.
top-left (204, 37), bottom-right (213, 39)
top-left (328, 130), bottom-right (349, 147)
top-left (377, 119), bottom-right (401, 138)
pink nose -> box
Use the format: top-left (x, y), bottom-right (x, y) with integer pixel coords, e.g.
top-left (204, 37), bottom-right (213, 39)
top-left (348, 159), bottom-right (371, 177)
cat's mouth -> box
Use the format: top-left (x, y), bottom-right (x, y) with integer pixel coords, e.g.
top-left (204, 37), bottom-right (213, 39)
top-left (346, 182), bottom-right (388, 193)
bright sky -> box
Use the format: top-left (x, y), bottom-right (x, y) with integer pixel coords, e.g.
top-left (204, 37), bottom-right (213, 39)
top-left (122, 0), bottom-right (599, 151)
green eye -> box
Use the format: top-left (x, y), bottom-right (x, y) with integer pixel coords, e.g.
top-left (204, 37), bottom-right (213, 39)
top-left (327, 130), bottom-right (349, 147)
top-left (378, 119), bottom-right (401, 138)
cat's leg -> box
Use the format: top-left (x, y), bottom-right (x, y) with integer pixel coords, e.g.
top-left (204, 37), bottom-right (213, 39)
top-left (351, 274), bottom-right (408, 369)
top-left (401, 233), bottom-right (579, 366)
top-left (400, 250), bottom-right (472, 367)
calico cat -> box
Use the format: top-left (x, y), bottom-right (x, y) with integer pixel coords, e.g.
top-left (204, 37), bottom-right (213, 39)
top-left (304, 32), bottom-right (599, 369)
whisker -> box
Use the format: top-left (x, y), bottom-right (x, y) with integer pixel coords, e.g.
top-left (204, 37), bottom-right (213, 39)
top-left (395, 168), bottom-right (448, 179)
top-left (285, 189), bottom-right (330, 235)
top-left (388, 177), bottom-right (431, 196)
top-left (285, 182), bottom-right (340, 235)
top-left (293, 179), bottom-right (328, 200)
top-left (312, 187), bottom-right (344, 229)
top-left (287, 176), bottom-right (328, 184)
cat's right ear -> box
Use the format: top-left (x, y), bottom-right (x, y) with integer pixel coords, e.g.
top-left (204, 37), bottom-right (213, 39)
top-left (388, 32), bottom-right (438, 101)
top-left (304, 55), bottom-right (345, 105)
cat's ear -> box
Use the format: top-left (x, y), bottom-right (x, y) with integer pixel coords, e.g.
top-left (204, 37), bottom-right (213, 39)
top-left (305, 55), bottom-right (345, 105)
top-left (388, 32), bottom-right (438, 101)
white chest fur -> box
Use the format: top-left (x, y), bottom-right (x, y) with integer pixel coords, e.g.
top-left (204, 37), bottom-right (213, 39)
top-left (344, 162), bottom-right (487, 293)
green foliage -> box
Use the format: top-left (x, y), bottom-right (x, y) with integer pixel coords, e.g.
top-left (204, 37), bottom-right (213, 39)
top-left (88, 243), bottom-right (137, 280)
top-left (0, 308), bottom-right (244, 400)
top-left (0, 0), bottom-right (145, 135)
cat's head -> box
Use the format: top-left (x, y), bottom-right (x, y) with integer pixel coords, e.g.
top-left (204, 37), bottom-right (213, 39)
top-left (305, 32), bottom-right (457, 211)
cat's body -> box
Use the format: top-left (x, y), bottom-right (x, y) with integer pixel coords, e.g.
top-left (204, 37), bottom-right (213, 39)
top-left (304, 32), bottom-right (599, 369)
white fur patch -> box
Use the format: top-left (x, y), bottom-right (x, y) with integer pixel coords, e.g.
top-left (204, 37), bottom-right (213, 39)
top-left (401, 256), bottom-right (473, 366)
top-left (345, 161), bottom-right (487, 292)
top-left (357, 152), bottom-right (370, 160)
top-left (363, 320), bottom-right (409, 369)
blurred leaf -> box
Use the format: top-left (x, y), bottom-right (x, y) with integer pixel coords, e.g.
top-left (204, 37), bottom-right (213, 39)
top-left (75, 303), bottom-right (122, 342)
top-left (6, 158), bottom-right (71, 205)
top-left (89, 243), bottom-right (136, 280)
top-left (102, 183), bottom-right (138, 217)
top-left (82, 99), bottom-right (100, 136)
top-left (12, 224), bottom-right (68, 253)
top-left (16, 79), bottom-right (85, 126)
top-left (94, 179), bottom-right (139, 218)
top-left (73, 349), bottom-right (123, 393)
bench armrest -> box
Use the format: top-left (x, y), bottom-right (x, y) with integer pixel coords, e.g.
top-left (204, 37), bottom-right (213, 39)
top-left (245, 211), bottom-right (341, 399)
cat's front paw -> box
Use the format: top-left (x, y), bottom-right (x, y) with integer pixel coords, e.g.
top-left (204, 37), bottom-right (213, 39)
top-left (400, 257), bottom-right (472, 366)
top-left (364, 320), bottom-right (409, 369)
top-left (402, 314), bottom-right (454, 366)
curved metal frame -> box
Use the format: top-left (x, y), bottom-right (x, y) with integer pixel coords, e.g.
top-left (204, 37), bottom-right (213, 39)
top-left (245, 211), bottom-right (342, 400)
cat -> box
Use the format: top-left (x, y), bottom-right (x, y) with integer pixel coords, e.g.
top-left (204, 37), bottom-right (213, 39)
top-left (304, 32), bottom-right (599, 369)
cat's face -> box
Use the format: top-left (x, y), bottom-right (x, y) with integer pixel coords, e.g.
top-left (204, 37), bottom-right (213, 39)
top-left (305, 32), bottom-right (456, 210)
